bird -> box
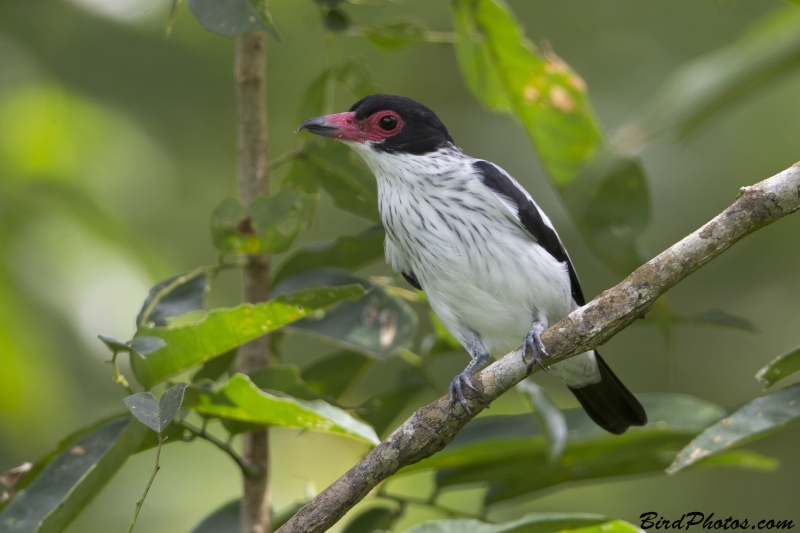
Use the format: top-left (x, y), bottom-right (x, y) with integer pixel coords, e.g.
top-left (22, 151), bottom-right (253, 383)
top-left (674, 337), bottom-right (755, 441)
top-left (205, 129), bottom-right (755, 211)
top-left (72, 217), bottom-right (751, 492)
top-left (299, 94), bottom-right (647, 434)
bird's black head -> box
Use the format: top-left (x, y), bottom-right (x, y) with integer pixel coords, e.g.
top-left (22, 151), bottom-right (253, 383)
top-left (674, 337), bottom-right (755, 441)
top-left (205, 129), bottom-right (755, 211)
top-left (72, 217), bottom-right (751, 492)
top-left (299, 94), bottom-right (454, 155)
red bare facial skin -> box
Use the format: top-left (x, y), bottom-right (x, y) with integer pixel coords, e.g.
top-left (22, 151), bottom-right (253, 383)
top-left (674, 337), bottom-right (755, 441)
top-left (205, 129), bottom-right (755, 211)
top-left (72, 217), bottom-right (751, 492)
top-left (299, 111), bottom-right (404, 143)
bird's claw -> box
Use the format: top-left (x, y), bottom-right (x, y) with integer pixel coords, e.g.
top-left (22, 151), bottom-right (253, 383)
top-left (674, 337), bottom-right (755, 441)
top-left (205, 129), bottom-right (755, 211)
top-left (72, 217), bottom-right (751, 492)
top-left (449, 372), bottom-right (477, 414)
top-left (522, 324), bottom-right (549, 373)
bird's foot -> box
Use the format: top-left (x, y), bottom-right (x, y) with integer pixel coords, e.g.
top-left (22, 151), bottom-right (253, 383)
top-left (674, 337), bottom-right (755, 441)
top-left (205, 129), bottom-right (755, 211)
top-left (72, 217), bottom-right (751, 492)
top-left (522, 321), bottom-right (549, 373)
top-left (449, 371), bottom-right (478, 414)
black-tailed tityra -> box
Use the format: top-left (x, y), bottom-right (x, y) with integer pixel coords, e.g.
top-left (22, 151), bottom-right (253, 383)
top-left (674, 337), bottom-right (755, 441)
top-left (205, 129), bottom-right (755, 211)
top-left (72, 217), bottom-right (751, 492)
top-left (300, 94), bottom-right (647, 434)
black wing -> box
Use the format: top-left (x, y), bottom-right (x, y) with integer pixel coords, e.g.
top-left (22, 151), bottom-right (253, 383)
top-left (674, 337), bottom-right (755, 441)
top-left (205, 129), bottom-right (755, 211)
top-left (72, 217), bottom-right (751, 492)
top-left (402, 271), bottom-right (422, 290)
top-left (474, 160), bottom-right (585, 306)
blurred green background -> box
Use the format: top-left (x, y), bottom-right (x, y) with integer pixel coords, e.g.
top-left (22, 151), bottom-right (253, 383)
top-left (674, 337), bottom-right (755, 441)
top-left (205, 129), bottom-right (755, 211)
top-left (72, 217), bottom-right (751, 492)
top-left (1, 0), bottom-right (799, 531)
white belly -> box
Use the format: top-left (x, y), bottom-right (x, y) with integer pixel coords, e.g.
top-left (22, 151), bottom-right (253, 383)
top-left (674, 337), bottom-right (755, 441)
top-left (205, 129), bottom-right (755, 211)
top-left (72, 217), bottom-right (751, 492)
top-left (382, 192), bottom-right (573, 355)
top-left (353, 143), bottom-right (595, 385)
top-left (420, 238), bottom-right (571, 354)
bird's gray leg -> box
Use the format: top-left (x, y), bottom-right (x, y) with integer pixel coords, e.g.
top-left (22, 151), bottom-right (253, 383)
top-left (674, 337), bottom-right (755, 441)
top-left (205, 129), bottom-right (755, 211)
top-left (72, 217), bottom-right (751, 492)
top-left (522, 318), bottom-right (549, 373)
top-left (449, 332), bottom-right (490, 414)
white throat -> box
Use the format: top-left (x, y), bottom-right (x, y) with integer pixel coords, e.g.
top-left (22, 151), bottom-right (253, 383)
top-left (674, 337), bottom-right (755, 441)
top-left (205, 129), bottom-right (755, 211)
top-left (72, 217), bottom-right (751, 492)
top-left (346, 142), bottom-right (469, 186)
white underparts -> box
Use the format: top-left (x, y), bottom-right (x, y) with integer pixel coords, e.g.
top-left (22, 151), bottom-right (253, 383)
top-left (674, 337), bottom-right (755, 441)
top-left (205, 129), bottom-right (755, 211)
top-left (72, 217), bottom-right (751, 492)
top-left (348, 141), bottom-right (601, 387)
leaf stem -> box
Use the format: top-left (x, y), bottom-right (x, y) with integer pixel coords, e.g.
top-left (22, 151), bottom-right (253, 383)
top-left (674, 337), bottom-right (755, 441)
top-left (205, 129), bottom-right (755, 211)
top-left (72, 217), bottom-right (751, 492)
top-left (126, 433), bottom-right (165, 533)
top-left (110, 351), bottom-right (135, 395)
top-left (178, 420), bottom-right (261, 479)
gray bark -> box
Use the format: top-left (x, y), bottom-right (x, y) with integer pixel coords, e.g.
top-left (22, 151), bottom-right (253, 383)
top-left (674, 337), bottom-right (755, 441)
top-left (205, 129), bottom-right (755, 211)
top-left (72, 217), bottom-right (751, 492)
top-left (235, 32), bottom-right (271, 533)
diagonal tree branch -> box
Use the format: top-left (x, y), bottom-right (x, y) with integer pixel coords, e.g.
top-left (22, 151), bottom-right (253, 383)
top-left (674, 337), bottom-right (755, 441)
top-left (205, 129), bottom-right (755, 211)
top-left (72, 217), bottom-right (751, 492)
top-left (277, 162), bottom-right (800, 533)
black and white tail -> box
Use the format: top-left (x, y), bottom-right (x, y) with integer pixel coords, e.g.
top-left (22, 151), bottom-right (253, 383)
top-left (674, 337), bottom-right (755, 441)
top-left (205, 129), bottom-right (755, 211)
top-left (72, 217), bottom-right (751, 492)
top-left (568, 351), bottom-right (647, 435)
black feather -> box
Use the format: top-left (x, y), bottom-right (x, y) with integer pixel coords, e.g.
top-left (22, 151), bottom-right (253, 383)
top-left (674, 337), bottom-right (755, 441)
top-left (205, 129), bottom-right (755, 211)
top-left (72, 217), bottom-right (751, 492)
top-left (350, 94), bottom-right (454, 155)
top-left (402, 271), bottom-right (422, 290)
top-left (568, 352), bottom-right (647, 435)
top-left (473, 161), bottom-right (585, 305)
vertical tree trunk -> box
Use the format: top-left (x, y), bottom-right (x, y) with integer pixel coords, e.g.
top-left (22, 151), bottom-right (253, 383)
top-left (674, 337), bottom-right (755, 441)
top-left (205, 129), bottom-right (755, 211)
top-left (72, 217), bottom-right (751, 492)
top-left (234, 32), bottom-right (271, 533)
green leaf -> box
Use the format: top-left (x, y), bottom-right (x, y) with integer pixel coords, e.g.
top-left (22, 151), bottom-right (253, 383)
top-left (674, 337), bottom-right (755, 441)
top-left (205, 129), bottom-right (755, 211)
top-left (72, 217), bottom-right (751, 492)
top-left (273, 226), bottom-right (385, 284)
top-left (123, 393), bottom-right (160, 432)
top-left (399, 394), bottom-right (770, 505)
top-left (563, 152), bottom-right (650, 274)
top-left (286, 141), bottom-right (380, 222)
top-left (489, 440), bottom-right (768, 500)
top-left (0, 463), bottom-right (32, 500)
top-left (400, 513), bottom-right (640, 533)
top-left (342, 506), bottom-right (397, 533)
top-left (123, 382), bottom-right (188, 433)
top-left (280, 156), bottom-right (317, 194)
top-left (691, 450), bottom-right (779, 472)
top-left (97, 335), bottom-right (134, 354)
top-left (360, 386), bottom-right (423, 437)
top-left (0, 418), bottom-right (147, 533)
top-left (128, 337), bottom-right (169, 356)
top-left (364, 21), bottom-right (426, 49)
top-left (359, 366), bottom-right (427, 436)
top-left (625, 8), bottom-right (800, 143)
top-left (188, 499), bottom-right (239, 533)
top-left (325, 9), bottom-right (350, 32)
top-left (130, 284), bottom-right (365, 388)
top-left (272, 269), bottom-right (418, 358)
top-left (98, 335), bottom-right (167, 358)
top-left (159, 382), bottom-right (189, 429)
top-left (186, 0), bottom-right (279, 38)
top-left (452, 2), bottom-right (511, 112)
top-left (756, 345), bottom-right (800, 387)
top-left (137, 272), bottom-right (210, 327)
top-left (249, 364), bottom-right (331, 402)
top-left (302, 351), bottom-right (371, 399)
top-left (211, 188), bottom-right (318, 255)
top-left (517, 380), bottom-right (567, 462)
top-left (453, 0), bottom-right (604, 187)
top-left (192, 350), bottom-right (237, 383)
top-left (245, 0), bottom-right (280, 38)
top-left (668, 383), bottom-right (800, 474)
top-left (10, 416), bottom-right (127, 496)
top-left (4, 414), bottom-right (181, 510)
top-left (184, 373), bottom-right (379, 444)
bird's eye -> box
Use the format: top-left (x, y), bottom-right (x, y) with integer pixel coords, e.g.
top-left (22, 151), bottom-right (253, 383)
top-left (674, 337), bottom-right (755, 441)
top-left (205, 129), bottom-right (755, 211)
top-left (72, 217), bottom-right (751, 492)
top-left (379, 115), bottom-right (398, 131)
